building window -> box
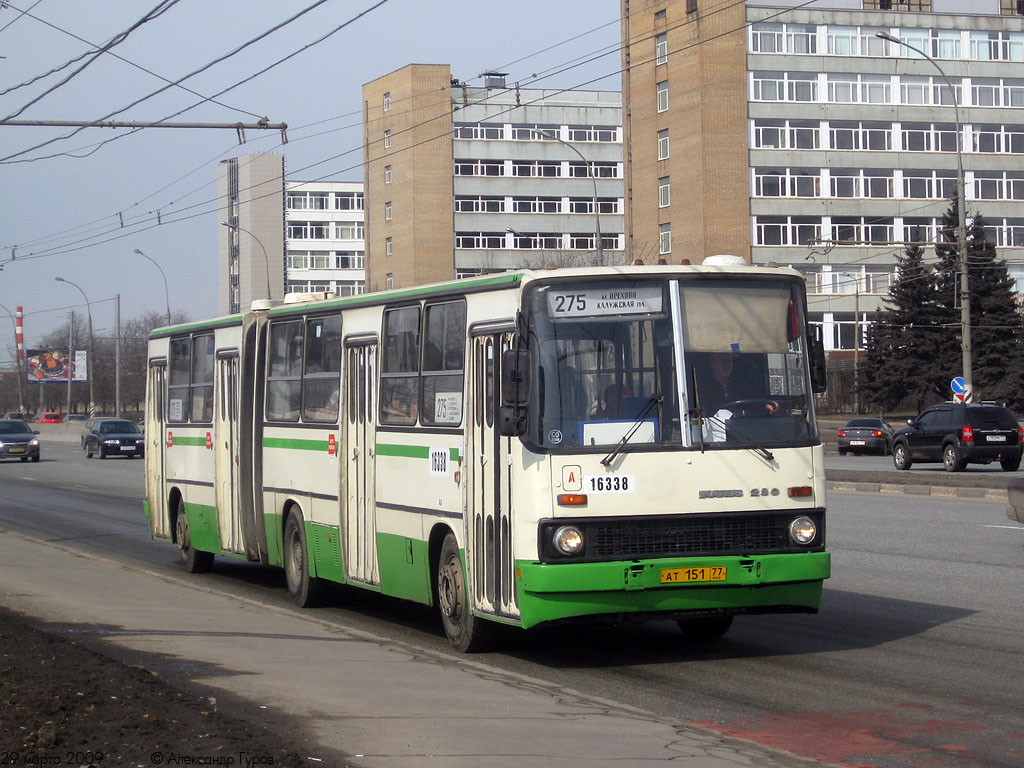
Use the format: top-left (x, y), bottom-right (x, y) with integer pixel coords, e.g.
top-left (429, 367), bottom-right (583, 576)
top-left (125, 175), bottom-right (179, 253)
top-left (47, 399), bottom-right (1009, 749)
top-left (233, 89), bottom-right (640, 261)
top-left (657, 80), bottom-right (668, 112)
top-left (656, 33), bottom-right (668, 65)
top-left (385, 201), bottom-right (392, 220)
top-left (384, 129), bottom-right (391, 148)
top-left (453, 123), bottom-right (504, 140)
top-left (455, 195), bottom-right (505, 213)
top-left (658, 177), bottom-right (671, 207)
top-left (383, 91), bottom-right (391, 110)
top-left (659, 223), bottom-right (671, 254)
top-left (686, 0), bottom-right (697, 13)
top-left (335, 221), bottom-right (365, 239)
top-left (334, 192), bottom-right (364, 210)
top-left (386, 273), bottom-right (393, 290)
top-left (751, 23), bottom-right (783, 54)
top-left (386, 237), bottom-right (393, 256)
top-left (385, 165), bottom-right (392, 184)
top-left (658, 129), bottom-right (670, 160)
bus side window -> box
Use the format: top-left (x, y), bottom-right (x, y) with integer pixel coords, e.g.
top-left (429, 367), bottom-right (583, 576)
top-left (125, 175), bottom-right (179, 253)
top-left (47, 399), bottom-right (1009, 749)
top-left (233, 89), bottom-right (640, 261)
top-left (267, 320), bottom-right (303, 422)
top-left (380, 306), bottom-right (420, 425)
top-left (168, 337), bottom-right (191, 423)
top-left (421, 301), bottom-right (465, 426)
top-left (302, 315), bottom-right (342, 423)
top-left (190, 334), bottom-right (215, 423)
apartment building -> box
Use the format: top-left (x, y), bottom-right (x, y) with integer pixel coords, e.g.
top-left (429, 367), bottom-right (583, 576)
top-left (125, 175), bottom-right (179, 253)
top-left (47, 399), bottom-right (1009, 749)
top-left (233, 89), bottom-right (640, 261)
top-left (621, 0), bottom-right (1024, 351)
top-left (361, 64), bottom-right (624, 292)
top-left (285, 180), bottom-right (366, 298)
top-left (218, 155), bottom-right (366, 314)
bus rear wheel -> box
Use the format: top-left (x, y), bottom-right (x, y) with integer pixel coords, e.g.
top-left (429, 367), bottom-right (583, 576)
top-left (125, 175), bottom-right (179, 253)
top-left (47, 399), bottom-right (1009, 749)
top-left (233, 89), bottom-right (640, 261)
top-left (175, 501), bottom-right (213, 574)
top-left (283, 511), bottom-right (326, 608)
top-left (437, 533), bottom-right (493, 653)
top-left (677, 615), bottom-right (734, 642)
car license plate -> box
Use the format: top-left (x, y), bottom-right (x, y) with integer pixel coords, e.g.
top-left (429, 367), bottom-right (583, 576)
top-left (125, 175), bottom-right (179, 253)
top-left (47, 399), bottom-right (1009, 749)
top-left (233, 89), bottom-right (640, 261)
top-left (850, 440), bottom-right (865, 445)
top-left (660, 566), bottom-right (727, 584)
top-left (9, 446), bottom-right (24, 453)
top-left (120, 446), bottom-right (136, 451)
top-left (988, 435), bottom-right (1007, 442)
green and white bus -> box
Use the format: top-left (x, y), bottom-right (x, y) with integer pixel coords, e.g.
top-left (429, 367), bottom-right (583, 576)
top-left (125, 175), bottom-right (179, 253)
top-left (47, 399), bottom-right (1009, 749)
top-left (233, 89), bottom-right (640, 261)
top-left (144, 263), bottom-right (830, 651)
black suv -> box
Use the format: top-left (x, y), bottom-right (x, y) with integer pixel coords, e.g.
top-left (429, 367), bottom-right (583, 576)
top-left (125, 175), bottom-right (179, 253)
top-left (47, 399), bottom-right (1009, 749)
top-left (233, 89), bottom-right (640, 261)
top-left (892, 403), bottom-right (1023, 472)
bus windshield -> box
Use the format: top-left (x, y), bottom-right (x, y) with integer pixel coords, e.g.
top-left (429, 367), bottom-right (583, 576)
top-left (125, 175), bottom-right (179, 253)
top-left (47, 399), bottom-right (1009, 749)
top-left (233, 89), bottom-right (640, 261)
top-left (525, 276), bottom-right (817, 452)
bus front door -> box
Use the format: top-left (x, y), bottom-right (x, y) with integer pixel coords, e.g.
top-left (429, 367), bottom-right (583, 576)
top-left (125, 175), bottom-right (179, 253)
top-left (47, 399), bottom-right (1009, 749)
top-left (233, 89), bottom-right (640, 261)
top-left (343, 342), bottom-right (379, 585)
top-left (466, 332), bottom-right (519, 621)
top-left (146, 361), bottom-right (169, 538)
top-left (215, 353), bottom-right (244, 554)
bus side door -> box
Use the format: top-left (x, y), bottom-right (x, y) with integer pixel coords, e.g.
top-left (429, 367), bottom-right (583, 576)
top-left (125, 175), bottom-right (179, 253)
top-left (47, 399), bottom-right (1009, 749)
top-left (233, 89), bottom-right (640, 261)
top-left (342, 340), bottom-right (379, 585)
top-left (466, 331), bottom-right (519, 620)
top-left (215, 351), bottom-right (244, 554)
top-left (146, 360), bottom-right (169, 538)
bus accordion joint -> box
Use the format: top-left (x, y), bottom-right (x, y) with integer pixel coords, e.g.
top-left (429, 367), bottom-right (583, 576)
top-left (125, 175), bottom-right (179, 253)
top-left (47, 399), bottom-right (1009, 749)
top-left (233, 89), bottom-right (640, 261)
top-left (556, 493), bottom-right (588, 506)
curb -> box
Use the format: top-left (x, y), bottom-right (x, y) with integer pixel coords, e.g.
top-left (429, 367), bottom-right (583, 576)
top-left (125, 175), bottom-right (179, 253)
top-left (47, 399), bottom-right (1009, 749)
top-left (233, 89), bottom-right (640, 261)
top-left (827, 480), bottom-right (1007, 501)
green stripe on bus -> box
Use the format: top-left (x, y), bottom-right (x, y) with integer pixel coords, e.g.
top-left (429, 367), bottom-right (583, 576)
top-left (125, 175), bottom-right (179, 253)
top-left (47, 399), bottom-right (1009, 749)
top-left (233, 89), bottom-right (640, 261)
top-left (375, 444), bottom-right (460, 461)
top-left (263, 436), bottom-right (331, 451)
top-left (171, 437), bottom-right (208, 447)
top-left (149, 315), bottom-right (243, 338)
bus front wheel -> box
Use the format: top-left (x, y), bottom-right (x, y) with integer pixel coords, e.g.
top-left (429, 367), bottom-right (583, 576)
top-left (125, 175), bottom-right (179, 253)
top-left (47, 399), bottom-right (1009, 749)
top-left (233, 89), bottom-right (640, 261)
top-left (175, 501), bottom-right (213, 574)
top-left (437, 533), bottom-right (493, 653)
top-left (283, 511), bottom-right (326, 608)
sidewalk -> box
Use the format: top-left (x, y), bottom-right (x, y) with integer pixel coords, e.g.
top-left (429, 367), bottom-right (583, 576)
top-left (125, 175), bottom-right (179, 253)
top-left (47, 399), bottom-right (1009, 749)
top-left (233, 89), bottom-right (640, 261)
top-left (0, 529), bottom-right (819, 768)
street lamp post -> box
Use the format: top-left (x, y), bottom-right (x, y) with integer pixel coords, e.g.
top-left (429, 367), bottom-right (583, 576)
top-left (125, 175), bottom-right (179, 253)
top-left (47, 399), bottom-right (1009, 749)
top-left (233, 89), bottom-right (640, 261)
top-left (133, 248), bottom-right (171, 326)
top-left (54, 277), bottom-right (96, 416)
top-left (528, 128), bottom-right (605, 264)
top-left (877, 31), bottom-right (973, 402)
top-left (221, 221), bottom-right (272, 302)
top-left (0, 302), bottom-right (25, 414)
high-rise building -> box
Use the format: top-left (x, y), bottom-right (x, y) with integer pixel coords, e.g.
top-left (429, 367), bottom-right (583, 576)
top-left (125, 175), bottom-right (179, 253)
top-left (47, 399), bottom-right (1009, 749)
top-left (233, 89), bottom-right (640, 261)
top-left (285, 180), bottom-right (366, 298)
top-left (362, 64), bottom-right (624, 292)
top-left (218, 154), bottom-right (286, 315)
top-left (621, 0), bottom-right (1024, 352)
top-left (218, 155), bottom-right (366, 313)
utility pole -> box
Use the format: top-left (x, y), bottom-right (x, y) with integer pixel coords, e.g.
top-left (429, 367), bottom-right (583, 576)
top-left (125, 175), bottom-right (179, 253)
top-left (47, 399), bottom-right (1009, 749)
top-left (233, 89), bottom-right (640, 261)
top-left (115, 294), bottom-right (121, 418)
top-left (66, 312), bottom-right (74, 418)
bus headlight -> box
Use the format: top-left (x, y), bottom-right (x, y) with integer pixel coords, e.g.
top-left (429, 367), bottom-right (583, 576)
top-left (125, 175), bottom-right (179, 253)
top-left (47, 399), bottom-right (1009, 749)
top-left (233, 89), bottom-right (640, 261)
top-left (788, 515), bottom-right (817, 545)
top-left (553, 525), bottom-right (584, 556)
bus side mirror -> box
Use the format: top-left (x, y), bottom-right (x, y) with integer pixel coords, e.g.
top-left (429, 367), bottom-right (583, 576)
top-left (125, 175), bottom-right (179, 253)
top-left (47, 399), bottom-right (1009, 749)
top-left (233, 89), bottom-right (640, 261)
top-left (501, 349), bottom-right (530, 406)
top-left (497, 348), bottom-right (530, 437)
top-left (809, 326), bottom-right (827, 394)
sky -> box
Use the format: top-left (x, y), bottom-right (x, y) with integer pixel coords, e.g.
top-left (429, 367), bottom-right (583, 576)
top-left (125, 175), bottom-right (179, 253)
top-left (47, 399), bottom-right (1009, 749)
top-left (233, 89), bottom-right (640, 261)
top-left (0, 0), bottom-right (622, 359)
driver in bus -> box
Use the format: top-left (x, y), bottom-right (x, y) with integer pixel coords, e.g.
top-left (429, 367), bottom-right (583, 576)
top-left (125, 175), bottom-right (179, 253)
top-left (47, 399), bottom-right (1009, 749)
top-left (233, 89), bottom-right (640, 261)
top-left (693, 352), bottom-right (777, 417)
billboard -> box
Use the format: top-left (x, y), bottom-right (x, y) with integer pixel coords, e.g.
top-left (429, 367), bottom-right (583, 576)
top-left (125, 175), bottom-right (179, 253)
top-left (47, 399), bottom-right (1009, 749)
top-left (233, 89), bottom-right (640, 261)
top-left (26, 349), bottom-right (88, 384)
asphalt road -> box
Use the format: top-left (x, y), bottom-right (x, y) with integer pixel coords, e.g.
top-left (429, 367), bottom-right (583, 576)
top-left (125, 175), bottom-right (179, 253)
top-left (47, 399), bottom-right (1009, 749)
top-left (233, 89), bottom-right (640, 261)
top-left (1, 442), bottom-right (1023, 767)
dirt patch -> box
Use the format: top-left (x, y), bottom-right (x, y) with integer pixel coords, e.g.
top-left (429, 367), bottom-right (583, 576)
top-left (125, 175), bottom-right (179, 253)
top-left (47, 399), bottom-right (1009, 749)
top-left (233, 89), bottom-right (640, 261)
top-left (0, 606), bottom-right (352, 767)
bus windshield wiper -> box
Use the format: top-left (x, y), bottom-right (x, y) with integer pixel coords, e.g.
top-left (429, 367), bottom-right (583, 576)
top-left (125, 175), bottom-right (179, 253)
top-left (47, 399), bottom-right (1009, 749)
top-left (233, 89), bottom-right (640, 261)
top-left (601, 395), bottom-right (662, 466)
top-left (700, 413), bottom-right (775, 463)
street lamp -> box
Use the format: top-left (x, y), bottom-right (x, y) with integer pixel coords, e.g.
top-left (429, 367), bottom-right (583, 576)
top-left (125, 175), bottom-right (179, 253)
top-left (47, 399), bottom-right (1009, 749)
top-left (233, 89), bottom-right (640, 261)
top-left (527, 128), bottom-right (605, 264)
top-left (133, 248), bottom-right (171, 327)
top-left (54, 277), bottom-right (96, 416)
top-left (877, 31), bottom-right (973, 402)
top-left (0, 302), bottom-right (25, 414)
top-left (221, 221), bottom-right (272, 302)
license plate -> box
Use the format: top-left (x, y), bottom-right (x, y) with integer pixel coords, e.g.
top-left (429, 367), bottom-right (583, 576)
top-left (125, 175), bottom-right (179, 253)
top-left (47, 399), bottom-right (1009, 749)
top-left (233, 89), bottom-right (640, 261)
top-left (988, 435), bottom-right (1007, 442)
top-left (660, 566), bottom-right (727, 584)
top-left (8, 446), bottom-right (25, 453)
top-left (850, 440), bottom-right (865, 445)
top-left (120, 445), bottom-right (136, 451)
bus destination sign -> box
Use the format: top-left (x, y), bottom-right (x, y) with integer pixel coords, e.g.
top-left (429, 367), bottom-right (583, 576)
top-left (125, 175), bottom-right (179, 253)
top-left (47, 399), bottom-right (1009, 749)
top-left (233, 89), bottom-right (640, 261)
top-left (547, 286), bottom-right (663, 318)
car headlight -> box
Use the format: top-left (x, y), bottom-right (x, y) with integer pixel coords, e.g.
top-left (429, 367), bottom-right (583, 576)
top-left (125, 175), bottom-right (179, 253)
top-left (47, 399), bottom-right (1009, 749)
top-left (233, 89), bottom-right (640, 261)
top-left (553, 525), bottom-right (584, 556)
top-left (29, 439), bottom-right (39, 447)
top-left (788, 515), bottom-right (817, 545)
top-left (103, 439), bottom-right (119, 445)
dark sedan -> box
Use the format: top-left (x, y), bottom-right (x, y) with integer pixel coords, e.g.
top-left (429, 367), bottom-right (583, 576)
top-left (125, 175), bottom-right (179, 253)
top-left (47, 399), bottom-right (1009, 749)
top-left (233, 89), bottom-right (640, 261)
top-left (0, 419), bottom-right (41, 462)
top-left (82, 418), bottom-right (145, 459)
top-left (837, 417), bottom-right (894, 455)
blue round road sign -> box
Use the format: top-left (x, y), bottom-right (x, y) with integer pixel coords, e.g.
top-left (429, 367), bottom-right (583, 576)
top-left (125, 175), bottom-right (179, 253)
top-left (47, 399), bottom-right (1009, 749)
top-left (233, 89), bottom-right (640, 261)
top-left (951, 376), bottom-right (966, 395)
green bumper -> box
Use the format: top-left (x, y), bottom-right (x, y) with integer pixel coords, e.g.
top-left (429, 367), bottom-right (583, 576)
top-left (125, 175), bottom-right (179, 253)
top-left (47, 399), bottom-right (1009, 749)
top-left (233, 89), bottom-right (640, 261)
top-left (514, 552), bottom-right (830, 629)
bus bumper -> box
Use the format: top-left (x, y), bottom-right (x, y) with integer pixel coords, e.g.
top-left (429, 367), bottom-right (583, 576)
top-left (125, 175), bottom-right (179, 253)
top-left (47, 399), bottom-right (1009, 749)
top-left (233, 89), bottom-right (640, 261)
top-left (514, 552), bottom-right (830, 629)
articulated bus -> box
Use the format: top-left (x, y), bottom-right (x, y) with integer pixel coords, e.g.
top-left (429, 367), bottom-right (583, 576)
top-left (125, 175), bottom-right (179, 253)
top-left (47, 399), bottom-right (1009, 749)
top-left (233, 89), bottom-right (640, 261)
top-left (144, 262), bottom-right (830, 651)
